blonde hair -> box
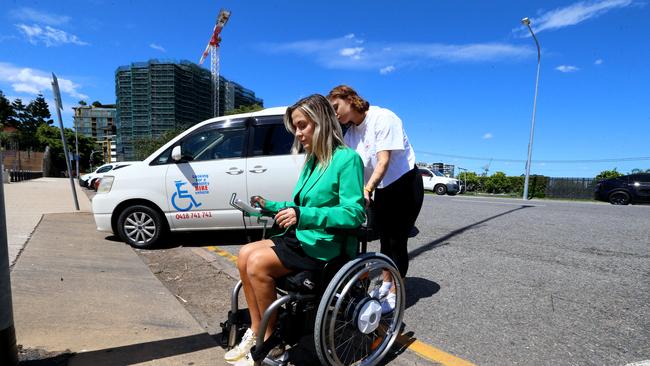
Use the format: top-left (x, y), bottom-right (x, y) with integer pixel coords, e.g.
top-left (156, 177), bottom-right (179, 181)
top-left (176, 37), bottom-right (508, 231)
top-left (284, 94), bottom-right (344, 168)
top-left (327, 85), bottom-right (370, 113)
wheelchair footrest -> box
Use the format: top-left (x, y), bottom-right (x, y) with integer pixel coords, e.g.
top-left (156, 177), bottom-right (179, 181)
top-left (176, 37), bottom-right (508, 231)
top-left (219, 309), bottom-right (250, 348)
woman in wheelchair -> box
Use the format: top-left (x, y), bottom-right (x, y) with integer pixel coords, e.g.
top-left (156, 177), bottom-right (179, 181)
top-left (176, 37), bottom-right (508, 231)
top-left (225, 94), bottom-right (366, 365)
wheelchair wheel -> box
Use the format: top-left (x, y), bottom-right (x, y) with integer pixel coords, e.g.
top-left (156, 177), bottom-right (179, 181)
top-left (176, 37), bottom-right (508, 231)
top-left (314, 253), bottom-right (404, 366)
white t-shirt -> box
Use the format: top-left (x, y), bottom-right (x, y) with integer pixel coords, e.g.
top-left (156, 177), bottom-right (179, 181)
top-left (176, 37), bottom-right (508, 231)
top-left (344, 106), bottom-right (416, 189)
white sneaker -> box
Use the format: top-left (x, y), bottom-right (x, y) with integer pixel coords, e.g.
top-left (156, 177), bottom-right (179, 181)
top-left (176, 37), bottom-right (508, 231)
top-left (225, 328), bottom-right (256, 363)
top-left (369, 281), bottom-right (392, 299)
top-left (380, 292), bottom-right (396, 314)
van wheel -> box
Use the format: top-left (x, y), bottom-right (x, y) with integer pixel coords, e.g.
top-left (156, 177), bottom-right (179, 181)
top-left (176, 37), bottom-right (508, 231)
top-left (435, 184), bottom-right (447, 195)
top-left (117, 205), bottom-right (166, 248)
top-left (609, 191), bottom-right (630, 205)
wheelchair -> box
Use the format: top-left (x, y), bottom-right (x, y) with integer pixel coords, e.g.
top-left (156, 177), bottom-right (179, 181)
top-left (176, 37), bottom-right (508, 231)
top-left (221, 194), bottom-right (405, 366)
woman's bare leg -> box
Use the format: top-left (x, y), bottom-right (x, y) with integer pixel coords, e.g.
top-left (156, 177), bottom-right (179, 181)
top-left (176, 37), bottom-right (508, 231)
top-left (237, 239), bottom-right (275, 334)
top-left (246, 246), bottom-right (292, 340)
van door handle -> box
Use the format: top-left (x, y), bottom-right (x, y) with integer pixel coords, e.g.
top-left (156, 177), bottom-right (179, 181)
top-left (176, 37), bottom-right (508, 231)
top-left (249, 165), bottom-right (267, 173)
top-left (226, 168), bottom-right (244, 175)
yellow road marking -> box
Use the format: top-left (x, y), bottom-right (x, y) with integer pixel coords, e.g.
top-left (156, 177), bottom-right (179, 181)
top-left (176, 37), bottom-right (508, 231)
top-left (203, 245), bottom-right (476, 366)
top-left (205, 245), bottom-right (238, 264)
top-left (402, 339), bottom-right (476, 366)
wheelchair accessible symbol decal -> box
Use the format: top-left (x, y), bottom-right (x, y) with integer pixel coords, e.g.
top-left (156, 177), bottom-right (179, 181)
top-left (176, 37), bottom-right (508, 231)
top-left (171, 180), bottom-right (202, 211)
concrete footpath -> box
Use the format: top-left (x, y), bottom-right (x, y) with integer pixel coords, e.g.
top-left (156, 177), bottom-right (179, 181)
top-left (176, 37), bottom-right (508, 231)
top-left (4, 178), bottom-right (91, 266)
top-left (5, 178), bottom-right (222, 365)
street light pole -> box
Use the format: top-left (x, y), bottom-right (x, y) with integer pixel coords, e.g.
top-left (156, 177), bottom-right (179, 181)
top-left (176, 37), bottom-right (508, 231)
top-left (521, 17), bottom-right (541, 200)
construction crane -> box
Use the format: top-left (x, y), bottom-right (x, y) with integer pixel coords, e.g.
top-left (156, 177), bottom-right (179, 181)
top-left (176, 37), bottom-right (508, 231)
top-left (199, 8), bottom-right (231, 117)
top-left (481, 158), bottom-right (493, 177)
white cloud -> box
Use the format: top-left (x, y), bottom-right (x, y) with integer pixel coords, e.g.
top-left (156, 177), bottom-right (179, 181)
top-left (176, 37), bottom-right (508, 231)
top-left (149, 43), bottom-right (166, 52)
top-left (483, 133), bottom-right (493, 139)
top-left (515, 0), bottom-right (633, 36)
top-left (10, 7), bottom-right (71, 26)
top-left (379, 66), bottom-right (395, 75)
top-left (556, 65), bottom-right (580, 72)
top-left (16, 24), bottom-right (89, 47)
top-left (261, 34), bottom-right (534, 71)
top-left (594, 58), bottom-right (604, 65)
top-left (339, 47), bottom-right (363, 59)
top-left (0, 62), bottom-right (88, 100)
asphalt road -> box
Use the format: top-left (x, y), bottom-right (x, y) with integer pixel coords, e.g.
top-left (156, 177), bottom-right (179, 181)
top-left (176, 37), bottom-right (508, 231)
top-left (208, 194), bottom-right (650, 366)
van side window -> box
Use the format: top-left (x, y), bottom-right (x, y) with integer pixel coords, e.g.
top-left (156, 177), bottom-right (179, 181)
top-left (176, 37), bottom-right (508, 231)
top-left (96, 165), bottom-right (113, 173)
top-left (182, 127), bottom-right (247, 162)
top-left (251, 124), bottom-right (294, 156)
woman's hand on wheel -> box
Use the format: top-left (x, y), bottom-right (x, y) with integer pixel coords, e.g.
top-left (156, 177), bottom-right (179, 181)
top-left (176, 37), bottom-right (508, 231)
top-left (250, 196), bottom-right (266, 209)
top-left (275, 208), bottom-right (297, 228)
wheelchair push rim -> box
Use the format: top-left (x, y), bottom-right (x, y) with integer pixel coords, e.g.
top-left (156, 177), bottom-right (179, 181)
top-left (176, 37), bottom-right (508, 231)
top-left (315, 253), bottom-right (405, 366)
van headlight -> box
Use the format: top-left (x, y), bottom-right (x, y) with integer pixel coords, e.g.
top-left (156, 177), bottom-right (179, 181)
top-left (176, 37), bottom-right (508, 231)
top-left (97, 176), bottom-right (114, 193)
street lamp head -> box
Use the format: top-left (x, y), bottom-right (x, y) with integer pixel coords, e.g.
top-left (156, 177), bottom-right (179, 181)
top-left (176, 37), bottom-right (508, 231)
top-left (521, 17), bottom-right (531, 26)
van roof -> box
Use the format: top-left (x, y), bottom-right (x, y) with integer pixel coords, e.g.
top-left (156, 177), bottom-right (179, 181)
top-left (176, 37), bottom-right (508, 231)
top-left (203, 106), bottom-right (287, 123)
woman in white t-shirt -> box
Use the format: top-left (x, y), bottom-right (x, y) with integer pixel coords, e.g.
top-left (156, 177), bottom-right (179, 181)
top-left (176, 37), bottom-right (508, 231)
top-left (328, 85), bottom-right (424, 313)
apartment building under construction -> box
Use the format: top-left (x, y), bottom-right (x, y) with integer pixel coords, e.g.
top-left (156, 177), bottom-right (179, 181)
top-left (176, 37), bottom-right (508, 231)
top-left (115, 59), bottom-right (263, 160)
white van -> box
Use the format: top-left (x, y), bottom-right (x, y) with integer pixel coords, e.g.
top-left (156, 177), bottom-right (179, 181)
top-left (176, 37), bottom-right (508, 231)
top-left (92, 107), bottom-right (304, 248)
top-left (418, 167), bottom-right (461, 195)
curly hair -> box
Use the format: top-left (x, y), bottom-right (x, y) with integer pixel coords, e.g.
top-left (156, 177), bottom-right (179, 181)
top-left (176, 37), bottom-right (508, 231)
top-left (327, 85), bottom-right (370, 114)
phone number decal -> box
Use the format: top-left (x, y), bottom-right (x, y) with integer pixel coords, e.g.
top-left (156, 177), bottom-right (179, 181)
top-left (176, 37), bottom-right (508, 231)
top-left (175, 211), bottom-right (213, 220)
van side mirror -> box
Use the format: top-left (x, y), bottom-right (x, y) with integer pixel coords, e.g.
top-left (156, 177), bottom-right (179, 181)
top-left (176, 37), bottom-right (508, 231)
top-left (171, 146), bottom-right (182, 162)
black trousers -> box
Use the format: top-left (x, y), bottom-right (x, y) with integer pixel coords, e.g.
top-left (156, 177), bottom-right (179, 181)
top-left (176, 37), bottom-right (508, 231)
top-left (373, 166), bottom-right (424, 278)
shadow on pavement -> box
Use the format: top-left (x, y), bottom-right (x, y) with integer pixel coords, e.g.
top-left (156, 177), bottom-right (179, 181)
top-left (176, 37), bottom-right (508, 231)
top-left (405, 277), bottom-right (440, 310)
top-left (47, 333), bottom-right (218, 366)
top-left (409, 205), bottom-right (534, 259)
top-left (104, 229), bottom-right (265, 250)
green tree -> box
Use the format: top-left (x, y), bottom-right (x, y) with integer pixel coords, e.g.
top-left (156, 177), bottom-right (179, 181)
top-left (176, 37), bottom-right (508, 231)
top-left (485, 171), bottom-right (510, 193)
top-left (630, 168), bottom-right (650, 174)
top-left (132, 127), bottom-right (185, 161)
top-left (0, 90), bottom-right (13, 127)
top-left (595, 168), bottom-right (622, 180)
top-left (91, 101), bottom-right (102, 107)
top-left (78, 100), bottom-right (87, 106)
top-left (461, 171), bottom-right (481, 192)
top-left (27, 94), bottom-right (53, 125)
top-left (15, 94), bottom-right (53, 150)
top-left (225, 104), bottom-right (263, 116)
top-left (36, 124), bottom-right (96, 174)
top-left (8, 98), bottom-right (28, 129)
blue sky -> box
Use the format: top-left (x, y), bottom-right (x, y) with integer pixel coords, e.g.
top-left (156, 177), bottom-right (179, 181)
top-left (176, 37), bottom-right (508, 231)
top-left (1, 0), bottom-right (648, 177)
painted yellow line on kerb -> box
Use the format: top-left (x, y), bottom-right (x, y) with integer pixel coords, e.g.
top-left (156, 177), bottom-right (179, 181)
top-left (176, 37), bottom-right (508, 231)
top-left (403, 339), bottom-right (476, 366)
top-left (205, 246), bottom-right (238, 264)
top-left (204, 245), bottom-right (475, 366)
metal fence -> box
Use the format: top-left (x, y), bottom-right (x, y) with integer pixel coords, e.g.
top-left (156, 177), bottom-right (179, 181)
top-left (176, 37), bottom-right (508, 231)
top-left (545, 177), bottom-right (596, 199)
top-left (11, 170), bottom-right (43, 182)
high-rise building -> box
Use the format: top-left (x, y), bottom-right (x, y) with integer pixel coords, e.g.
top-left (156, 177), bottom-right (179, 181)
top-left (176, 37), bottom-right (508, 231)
top-left (115, 59), bottom-right (263, 160)
top-left (73, 105), bottom-right (117, 141)
top-left (73, 105), bottom-right (118, 162)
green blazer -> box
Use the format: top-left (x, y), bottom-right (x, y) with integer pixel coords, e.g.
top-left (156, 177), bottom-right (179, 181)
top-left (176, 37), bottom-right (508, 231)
top-left (265, 146), bottom-right (365, 261)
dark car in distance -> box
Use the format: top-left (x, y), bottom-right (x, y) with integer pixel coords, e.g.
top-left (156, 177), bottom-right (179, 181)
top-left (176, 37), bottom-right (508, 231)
top-left (594, 173), bottom-right (650, 205)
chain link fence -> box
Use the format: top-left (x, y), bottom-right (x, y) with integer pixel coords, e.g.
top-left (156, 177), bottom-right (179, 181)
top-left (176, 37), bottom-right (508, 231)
top-left (544, 177), bottom-right (596, 199)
